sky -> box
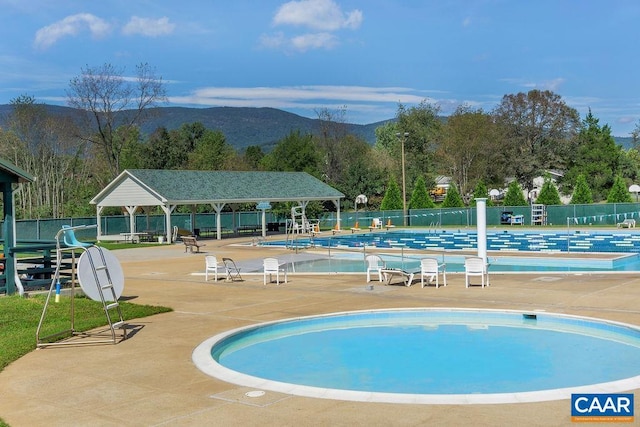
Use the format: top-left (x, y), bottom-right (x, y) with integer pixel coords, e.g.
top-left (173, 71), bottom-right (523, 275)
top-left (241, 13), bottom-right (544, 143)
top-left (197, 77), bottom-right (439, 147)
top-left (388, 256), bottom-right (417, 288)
top-left (1, 0), bottom-right (640, 136)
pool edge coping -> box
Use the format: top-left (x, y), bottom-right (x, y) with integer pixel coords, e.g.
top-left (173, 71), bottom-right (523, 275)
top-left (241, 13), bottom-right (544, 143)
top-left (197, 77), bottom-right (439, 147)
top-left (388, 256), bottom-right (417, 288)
top-left (192, 307), bottom-right (640, 405)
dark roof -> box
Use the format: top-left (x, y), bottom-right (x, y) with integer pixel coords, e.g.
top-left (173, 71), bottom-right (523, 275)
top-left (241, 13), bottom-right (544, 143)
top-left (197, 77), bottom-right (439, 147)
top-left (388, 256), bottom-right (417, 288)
top-left (92, 169), bottom-right (344, 205)
top-left (0, 157), bottom-right (34, 183)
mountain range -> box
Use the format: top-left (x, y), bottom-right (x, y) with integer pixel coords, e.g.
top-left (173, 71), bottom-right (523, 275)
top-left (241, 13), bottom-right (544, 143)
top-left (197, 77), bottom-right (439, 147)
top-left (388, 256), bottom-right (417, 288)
top-left (0, 104), bottom-right (632, 151)
top-left (0, 104), bottom-right (388, 151)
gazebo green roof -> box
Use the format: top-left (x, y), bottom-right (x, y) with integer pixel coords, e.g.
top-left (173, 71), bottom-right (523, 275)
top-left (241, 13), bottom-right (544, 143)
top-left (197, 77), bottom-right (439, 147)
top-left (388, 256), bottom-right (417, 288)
top-left (91, 169), bottom-right (344, 206)
top-left (0, 157), bottom-right (34, 184)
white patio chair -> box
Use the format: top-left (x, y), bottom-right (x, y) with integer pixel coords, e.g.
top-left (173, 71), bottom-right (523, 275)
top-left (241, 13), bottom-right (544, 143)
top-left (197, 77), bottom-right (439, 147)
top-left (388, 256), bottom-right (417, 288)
top-left (263, 257), bottom-right (287, 285)
top-left (365, 254), bottom-right (385, 282)
top-left (205, 255), bottom-right (221, 281)
top-left (420, 257), bottom-right (446, 288)
top-left (465, 256), bottom-right (488, 288)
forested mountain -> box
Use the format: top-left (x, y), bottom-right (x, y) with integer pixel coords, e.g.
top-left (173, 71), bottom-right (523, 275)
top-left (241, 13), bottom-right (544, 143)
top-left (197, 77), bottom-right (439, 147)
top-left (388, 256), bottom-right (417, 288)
top-left (0, 104), bottom-right (388, 151)
top-left (1, 89), bottom-right (638, 220)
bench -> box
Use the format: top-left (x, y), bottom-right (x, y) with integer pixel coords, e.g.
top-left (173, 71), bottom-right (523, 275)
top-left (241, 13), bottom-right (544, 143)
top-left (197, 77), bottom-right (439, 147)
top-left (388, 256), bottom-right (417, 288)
top-left (181, 236), bottom-right (206, 253)
top-left (617, 219), bottom-right (636, 228)
top-left (236, 225), bottom-right (261, 235)
top-left (510, 215), bottom-right (524, 225)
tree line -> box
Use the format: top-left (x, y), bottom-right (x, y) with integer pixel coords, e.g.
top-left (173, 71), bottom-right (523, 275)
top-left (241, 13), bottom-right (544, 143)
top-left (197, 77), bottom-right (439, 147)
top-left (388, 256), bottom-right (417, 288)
top-left (2, 62), bottom-right (640, 220)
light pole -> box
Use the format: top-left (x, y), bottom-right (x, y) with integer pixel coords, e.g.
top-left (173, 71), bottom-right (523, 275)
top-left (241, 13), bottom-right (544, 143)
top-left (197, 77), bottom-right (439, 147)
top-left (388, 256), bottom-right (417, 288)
top-left (396, 132), bottom-right (409, 226)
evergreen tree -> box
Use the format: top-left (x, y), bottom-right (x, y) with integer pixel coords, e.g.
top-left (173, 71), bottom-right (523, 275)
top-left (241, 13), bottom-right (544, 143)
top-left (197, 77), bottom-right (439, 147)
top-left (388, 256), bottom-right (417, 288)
top-left (408, 176), bottom-right (435, 209)
top-left (503, 180), bottom-right (528, 206)
top-left (536, 173), bottom-right (561, 205)
top-left (442, 183), bottom-right (465, 208)
top-left (607, 175), bottom-right (633, 203)
top-left (380, 176), bottom-right (403, 210)
top-left (570, 174), bottom-right (593, 204)
top-left (563, 110), bottom-right (621, 201)
top-left (470, 179), bottom-right (493, 207)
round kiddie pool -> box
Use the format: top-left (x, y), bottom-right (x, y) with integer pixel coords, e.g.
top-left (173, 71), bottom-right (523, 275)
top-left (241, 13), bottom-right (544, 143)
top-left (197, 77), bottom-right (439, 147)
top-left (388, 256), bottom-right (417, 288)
top-left (192, 308), bottom-right (640, 404)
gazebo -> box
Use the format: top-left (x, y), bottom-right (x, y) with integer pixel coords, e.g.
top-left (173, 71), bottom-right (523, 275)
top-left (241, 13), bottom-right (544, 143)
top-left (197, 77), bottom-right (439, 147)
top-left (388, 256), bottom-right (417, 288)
top-left (90, 169), bottom-right (345, 242)
top-left (0, 158), bottom-right (35, 295)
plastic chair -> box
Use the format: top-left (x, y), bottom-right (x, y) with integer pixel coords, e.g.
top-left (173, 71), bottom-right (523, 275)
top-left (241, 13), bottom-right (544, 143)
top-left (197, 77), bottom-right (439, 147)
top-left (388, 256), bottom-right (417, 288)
top-left (61, 225), bottom-right (92, 248)
top-left (420, 257), bottom-right (446, 288)
top-left (205, 255), bottom-right (221, 281)
top-left (365, 255), bottom-right (385, 282)
top-left (465, 256), bottom-right (488, 288)
top-left (263, 257), bottom-right (287, 285)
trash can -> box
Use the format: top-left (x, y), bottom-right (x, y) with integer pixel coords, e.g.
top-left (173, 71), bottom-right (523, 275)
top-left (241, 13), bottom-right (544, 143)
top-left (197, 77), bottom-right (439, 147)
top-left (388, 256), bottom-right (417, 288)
top-left (158, 236), bottom-right (165, 244)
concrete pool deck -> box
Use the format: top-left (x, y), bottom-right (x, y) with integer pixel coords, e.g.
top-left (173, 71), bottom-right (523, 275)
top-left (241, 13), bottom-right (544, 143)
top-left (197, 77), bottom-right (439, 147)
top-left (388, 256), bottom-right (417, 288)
top-left (1, 235), bottom-right (640, 426)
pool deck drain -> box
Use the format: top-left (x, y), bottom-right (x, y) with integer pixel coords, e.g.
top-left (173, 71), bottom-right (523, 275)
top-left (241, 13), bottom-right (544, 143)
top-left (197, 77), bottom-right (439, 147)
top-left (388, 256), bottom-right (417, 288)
top-left (211, 387), bottom-right (290, 407)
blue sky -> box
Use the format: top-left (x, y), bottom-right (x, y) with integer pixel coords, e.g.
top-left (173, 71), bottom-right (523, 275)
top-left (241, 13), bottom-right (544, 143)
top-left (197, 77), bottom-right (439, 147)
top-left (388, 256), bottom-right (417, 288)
top-left (1, 0), bottom-right (639, 136)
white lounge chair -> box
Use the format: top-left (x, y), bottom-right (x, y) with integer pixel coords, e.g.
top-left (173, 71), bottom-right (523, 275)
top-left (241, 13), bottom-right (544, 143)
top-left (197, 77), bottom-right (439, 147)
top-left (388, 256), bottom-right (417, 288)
top-left (365, 254), bottom-right (385, 282)
top-left (263, 257), bottom-right (287, 285)
top-left (465, 256), bottom-right (488, 288)
top-left (204, 255), bottom-right (222, 281)
top-left (381, 268), bottom-right (416, 286)
top-left (617, 218), bottom-right (636, 228)
top-left (420, 257), bottom-right (446, 288)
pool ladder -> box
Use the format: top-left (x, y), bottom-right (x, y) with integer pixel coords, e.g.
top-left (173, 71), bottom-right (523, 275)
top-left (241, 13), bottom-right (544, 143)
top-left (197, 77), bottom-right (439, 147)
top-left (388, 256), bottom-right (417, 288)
top-left (36, 225), bottom-right (126, 347)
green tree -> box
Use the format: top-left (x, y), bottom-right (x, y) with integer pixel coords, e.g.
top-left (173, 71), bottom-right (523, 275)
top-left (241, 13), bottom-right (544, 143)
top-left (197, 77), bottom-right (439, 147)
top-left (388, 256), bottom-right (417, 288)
top-left (142, 127), bottom-right (186, 169)
top-left (409, 175), bottom-right (435, 209)
top-left (380, 176), bottom-right (403, 210)
top-left (563, 110), bottom-right (621, 201)
top-left (4, 95), bottom-right (86, 218)
top-left (243, 145), bottom-right (264, 170)
top-left (395, 101), bottom-right (442, 198)
top-left (188, 129), bottom-right (234, 170)
top-left (441, 184), bottom-right (465, 208)
top-left (570, 174), bottom-right (593, 204)
top-left (607, 175), bottom-right (633, 203)
top-left (67, 62), bottom-right (167, 178)
top-left (535, 174), bottom-right (561, 205)
top-left (338, 157), bottom-right (386, 210)
top-left (494, 89), bottom-right (580, 187)
top-left (374, 121), bottom-right (399, 153)
top-left (441, 106), bottom-right (499, 196)
top-left (503, 180), bottom-right (528, 206)
top-left (470, 179), bottom-right (493, 207)
top-left (260, 130), bottom-right (321, 176)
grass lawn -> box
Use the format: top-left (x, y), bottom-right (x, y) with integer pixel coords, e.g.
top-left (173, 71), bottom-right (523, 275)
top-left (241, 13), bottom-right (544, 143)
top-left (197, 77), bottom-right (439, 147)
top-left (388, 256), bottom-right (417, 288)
top-left (0, 290), bottom-right (172, 427)
top-left (0, 242), bottom-right (170, 426)
top-left (0, 294), bottom-right (172, 371)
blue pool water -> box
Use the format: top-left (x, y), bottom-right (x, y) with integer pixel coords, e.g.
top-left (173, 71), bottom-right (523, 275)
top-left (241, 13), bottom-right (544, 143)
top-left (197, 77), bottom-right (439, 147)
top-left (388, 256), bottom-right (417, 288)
top-left (265, 230), bottom-right (640, 253)
top-left (194, 309), bottom-right (640, 403)
top-left (261, 229), bottom-right (640, 272)
top-left (280, 253), bottom-right (640, 273)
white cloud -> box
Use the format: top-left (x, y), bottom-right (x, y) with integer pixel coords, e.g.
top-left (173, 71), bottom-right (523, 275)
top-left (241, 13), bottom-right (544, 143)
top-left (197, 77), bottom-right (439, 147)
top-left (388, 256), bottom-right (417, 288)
top-left (291, 32), bottom-right (338, 51)
top-left (273, 0), bottom-right (363, 31)
top-left (263, 0), bottom-right (363, 52)
top-left (34, 13), bottom-right (111, 50)
top-left (170, 85), bottom-right (427, 108)
top-left (122, 16), bottom-right (175, 37)
top-left (259, 32), bottom-right (287, 49)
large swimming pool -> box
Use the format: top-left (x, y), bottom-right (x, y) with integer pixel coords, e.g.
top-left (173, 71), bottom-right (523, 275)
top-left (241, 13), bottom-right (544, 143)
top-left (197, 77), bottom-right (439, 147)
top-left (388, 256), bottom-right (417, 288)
top-left (276, 252), bottom-right (640, 273)
top-left (258, 229), bottom-right (640, 273)
top-left (266, 229), bottom-right (640, 253)
top-left (193, 309), bottom-right (640, 404)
